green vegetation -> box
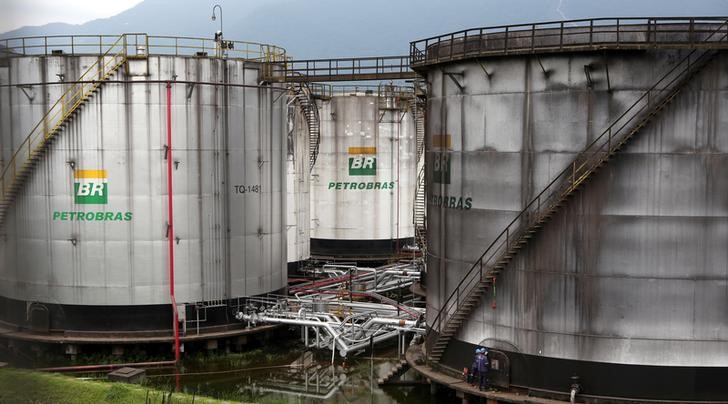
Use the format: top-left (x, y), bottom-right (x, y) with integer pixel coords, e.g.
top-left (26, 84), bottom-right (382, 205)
top-left (0, 368), bottom-right (236, 404)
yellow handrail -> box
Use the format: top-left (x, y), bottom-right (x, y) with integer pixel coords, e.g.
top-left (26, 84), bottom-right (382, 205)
top-left (0, 34), bottom-right (128, 206)
top-left (1, 34), bottom-right (287, 63)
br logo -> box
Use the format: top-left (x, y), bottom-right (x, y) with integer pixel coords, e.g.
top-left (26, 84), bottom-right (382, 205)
top-left (348, 147), bottom-right (376, 176)
top-left (432, 134), bottom-right (451, 184)
top-left (74, 170), bottom-right (108, 204)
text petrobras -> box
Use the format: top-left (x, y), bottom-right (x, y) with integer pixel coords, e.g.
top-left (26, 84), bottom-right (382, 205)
top-left (328, 181), bottom-right (395, 190)
top-left (53, 211), bottom-right (133, 221)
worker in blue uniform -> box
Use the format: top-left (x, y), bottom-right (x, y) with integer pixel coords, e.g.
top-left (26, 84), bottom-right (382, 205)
top-left (477, 348), bottom-right (489, 390)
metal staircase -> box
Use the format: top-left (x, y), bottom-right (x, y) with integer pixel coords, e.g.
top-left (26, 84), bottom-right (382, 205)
top-left (0, 35), bottom-right (129, 227)
top-left (291, 82), bottom-right (321, 172)
top-left (425, 27), bottom-right (727, 364)
top-left (412, 87), bottom-right (427, 254)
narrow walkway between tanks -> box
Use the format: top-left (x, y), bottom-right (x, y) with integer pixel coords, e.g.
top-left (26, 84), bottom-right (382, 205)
top-left (405, 344), bottom-right (567, 404)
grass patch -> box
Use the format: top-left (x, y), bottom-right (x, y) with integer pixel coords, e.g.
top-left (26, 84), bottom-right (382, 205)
top-left (0, 368), bottom-right (235, 404)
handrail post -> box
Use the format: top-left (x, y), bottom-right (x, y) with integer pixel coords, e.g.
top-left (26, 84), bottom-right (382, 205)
top-left (463, 31), bottom-right (468, 57)
top-left (559, 22), bottom-right (564, 50)
top-left (608, 127), bottom-right (612, 151)
top-left (616, 19), bottom-right (621, 46)
top-left (504, 26), bottom-right (509, 54)
top-left (479, 28), bottom-right (485, 56)
top-left (449, 33), bottom-right (454, 60)
top-left (530, 24), bottom-right (535, 53)
top-left (589, 20), bottom-right (594, 47)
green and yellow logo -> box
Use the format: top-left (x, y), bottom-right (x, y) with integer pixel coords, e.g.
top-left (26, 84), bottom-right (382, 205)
top-left (74, 170), bottom-right (108, 204)
top-left (432, 134), bottom-right (451, 184)
top-left (348, 147), bottom-right (376, 176)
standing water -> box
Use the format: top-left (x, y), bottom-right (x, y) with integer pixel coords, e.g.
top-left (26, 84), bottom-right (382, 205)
top-left (139, 339), bottom-right (449, 403)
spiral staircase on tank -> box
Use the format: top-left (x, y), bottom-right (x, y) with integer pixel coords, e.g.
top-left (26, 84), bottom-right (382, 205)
top-left (425, 24), bottom-right (728, 365)
top-left (0, 35), bottom-right (130, 228)
top-left (290, 81), bottom-right (321, 172)
top-left (412, 86), bottom-right (427, 256)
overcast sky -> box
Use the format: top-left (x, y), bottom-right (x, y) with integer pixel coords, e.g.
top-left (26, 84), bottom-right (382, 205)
top-left (4, 0), bottom-right (728, 35)
top-left (2, 0), bottom-right (727, 54)
top-left (1, 0), bottom-right (143, 33)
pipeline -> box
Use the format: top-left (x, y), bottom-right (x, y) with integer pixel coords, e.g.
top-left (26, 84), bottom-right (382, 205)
top-left (166, 81), bottom-right (180, 363)
top-left (236, 311), bottom-right (422, 357)
top-left (38, 360), bottom-right (177, 373)
top-left (570, 376), bottom-right (581, 404)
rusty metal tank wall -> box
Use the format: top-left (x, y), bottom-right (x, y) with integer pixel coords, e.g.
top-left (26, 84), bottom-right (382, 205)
top-left (425, 49), bottom-right (728, 372)
top-left (286, 100), bottom-right (310, 268)
top-left (310, 94), bottom-right (416, 257)
top-left (0, 55), bottom-right (287, 313)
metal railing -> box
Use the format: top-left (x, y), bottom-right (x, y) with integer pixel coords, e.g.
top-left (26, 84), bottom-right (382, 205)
top-left (308, 83), bottom-right (414, 99)
top-left (424, 19), bottom-right (728, 358)
top-left (0, 35), bottom-right (128, 216)
top-left (0, 33), bottom-right (287, 62)
top-left (282, 55), bottom-right (416, 82)
top-left (410, 17), bottom-right (728, 67)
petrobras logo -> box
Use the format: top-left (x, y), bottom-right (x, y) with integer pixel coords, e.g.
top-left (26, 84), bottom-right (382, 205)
top-left (429, 134), bottom-right (473, 210)
top-left (348, 147), bottom-right (376, 176)
top-left (52, 169), bottom-right (134, 222)
top-left (74, 170), bottom-right (108, 204)
top-left (432, 134), bottom-right (451, 185)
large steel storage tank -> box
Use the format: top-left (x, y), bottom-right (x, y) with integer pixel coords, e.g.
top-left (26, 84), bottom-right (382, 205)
top-left (0, 34), bottom-right (288, 338)
top-left (412, 18), bottom-right (728, 401)
top-left (310, 86), bottom-right (416, 258)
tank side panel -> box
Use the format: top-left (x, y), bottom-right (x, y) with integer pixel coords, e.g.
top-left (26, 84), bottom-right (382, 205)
top-left (428, 50), bottom-right (728, 367)
top-left (0, 55), bottom-right (287, 306)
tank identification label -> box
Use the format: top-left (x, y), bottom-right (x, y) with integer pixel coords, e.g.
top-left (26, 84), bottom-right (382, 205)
top-left (233, 184), bottom-right (261, 194)
top-left (53, 169), bottom-right (133, 221)
top-left (348, 146), bottom-right (376, 176)
top-left (430, 134), bottom-right (473, 210)
top-left (74, 170), bottom-right (108, 204)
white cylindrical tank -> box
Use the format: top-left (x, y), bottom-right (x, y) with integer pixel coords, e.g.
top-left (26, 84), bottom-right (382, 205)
top-left (0, 40), bottom-right (287, 334)
top-left (310, 89), bottom-right (416, 258)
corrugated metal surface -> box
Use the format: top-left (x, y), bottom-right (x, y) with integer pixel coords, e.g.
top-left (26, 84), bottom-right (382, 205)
top-left (426, 50), bottom-right (728, 367)
top-left (0, 55), bottom-right (287, 306)
top-left (310, 94), bottom-right (416, 242)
